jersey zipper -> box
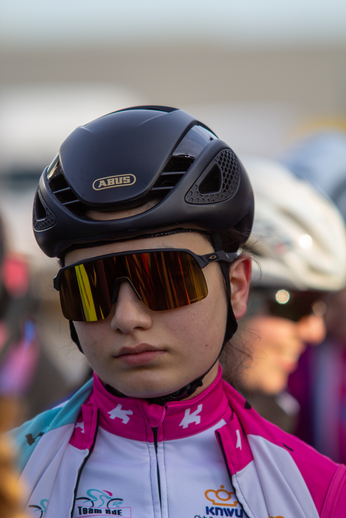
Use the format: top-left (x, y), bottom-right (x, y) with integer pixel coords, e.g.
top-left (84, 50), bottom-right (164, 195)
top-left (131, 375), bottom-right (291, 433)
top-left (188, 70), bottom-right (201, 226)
top-left (152, 426), bottom-right (162, 509)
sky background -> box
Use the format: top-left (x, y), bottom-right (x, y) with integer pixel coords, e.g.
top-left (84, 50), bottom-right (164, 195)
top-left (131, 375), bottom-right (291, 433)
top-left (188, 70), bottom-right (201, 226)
top-left (1, 0), bottom-right (346, 48)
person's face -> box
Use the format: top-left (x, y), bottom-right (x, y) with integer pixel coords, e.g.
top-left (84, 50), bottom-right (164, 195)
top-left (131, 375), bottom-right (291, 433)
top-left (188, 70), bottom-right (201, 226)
top-left (241, 312), bottom-right (326, 394)
top-left (65, 232), bottom-right (251, 399)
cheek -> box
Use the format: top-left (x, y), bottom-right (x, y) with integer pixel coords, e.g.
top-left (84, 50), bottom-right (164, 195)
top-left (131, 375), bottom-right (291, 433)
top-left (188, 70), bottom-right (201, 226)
top-left (162, 288), bottom-right (228, 349)
top-left (248, 318), bottom-right (292, 352)
top-left (74, 321), bottom-right (108, 358)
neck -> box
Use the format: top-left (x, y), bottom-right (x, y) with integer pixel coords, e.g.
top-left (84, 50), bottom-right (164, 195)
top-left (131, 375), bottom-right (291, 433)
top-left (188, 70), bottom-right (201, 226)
top-left (104, 363), bottom-right (220, 405)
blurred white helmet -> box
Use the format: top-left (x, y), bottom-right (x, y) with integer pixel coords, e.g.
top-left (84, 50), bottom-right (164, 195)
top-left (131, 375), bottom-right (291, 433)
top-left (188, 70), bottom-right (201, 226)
top-left (242, 157), bottom-right (346, 291)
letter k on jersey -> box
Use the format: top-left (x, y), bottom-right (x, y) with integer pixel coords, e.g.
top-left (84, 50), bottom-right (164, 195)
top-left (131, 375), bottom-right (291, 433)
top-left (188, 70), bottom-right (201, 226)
top-left (108, 404), bottom-right (133, 424)
top-left (179, 404), bottom-right (203, 429)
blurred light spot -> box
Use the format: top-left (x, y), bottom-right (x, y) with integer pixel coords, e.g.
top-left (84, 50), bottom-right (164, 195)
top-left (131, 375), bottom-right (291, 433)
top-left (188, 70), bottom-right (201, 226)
top-left (299, 234), bottom-right (313, 249)
top-left (312, 300), bottom-right (326, 317)
top-left (275, 289), bottom-right (290, 304)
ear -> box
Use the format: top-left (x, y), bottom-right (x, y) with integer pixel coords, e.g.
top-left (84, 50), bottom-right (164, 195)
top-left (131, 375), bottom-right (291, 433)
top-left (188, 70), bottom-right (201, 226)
top-left (229, 254), bottom-right (252, 320)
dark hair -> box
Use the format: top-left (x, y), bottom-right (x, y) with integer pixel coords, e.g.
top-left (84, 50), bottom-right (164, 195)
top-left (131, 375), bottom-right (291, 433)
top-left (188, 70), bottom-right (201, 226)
top-left (221, 320), bottom-right (253, 390)
top-left (219, 228), bottom-right (256, 389)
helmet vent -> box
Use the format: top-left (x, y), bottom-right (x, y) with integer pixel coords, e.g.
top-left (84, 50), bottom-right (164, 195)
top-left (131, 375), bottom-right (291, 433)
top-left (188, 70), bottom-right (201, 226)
top-left (199, 164), bottom-right (221, 194)
top-left (185, 149), bottom-right (240, 205)
top-left (33, 192), bottom-right (57, 230)
top-left (151, 155), bottom-right (194, 194)
top-left (47, 161), bottom-right (84, 213)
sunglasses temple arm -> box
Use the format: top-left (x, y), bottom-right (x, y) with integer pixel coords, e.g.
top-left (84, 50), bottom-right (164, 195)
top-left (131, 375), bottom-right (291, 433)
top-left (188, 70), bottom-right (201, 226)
top-left (201, 251), bottom-right (239, 265)
top-left (217, 251), bottom-right (239, 263)
top-left (53, 275), bottom-right (60, 291)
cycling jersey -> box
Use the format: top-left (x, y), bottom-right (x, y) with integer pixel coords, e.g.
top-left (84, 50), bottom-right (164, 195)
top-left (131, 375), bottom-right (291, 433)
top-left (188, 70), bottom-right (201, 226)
top-left (11, 366), bottom-right (346, 518)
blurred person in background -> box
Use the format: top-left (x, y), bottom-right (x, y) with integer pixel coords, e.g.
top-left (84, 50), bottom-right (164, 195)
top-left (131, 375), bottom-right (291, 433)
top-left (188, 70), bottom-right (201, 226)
top-left (279, 129), bottom-right (346, 462)
top-left (226, 157), bottom-right (346, 434)
top-left (0, 210), bottom-right (67, 424)
top-left (0, 212), bottom-right (40, 425)
top-left (0, 399), bottom-right (29, 518)
top-left (0, 216), bottom-right (34, 518)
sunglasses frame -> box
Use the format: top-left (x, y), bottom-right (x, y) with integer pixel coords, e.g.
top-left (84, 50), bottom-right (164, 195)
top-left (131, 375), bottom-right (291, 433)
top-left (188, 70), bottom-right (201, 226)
top-left (53, 248), bottom-right (239, 320)
top-left (250, 287), bottom-right (326, 322)
top-left (54, 248), bottom-right (239, 291)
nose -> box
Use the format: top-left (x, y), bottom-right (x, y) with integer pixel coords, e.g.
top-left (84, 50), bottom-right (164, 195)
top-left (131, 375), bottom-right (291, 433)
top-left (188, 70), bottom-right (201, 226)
top-left (110, 280), bottom-right (152, 334)
top-left (296, 314), bottom-right (326, 345)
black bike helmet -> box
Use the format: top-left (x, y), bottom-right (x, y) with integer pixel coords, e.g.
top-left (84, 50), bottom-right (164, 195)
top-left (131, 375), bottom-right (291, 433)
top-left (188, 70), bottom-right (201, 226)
top-left (32, 105), bottom-right (254, 403)
top-left (33, 105), bottom-right (253, 258)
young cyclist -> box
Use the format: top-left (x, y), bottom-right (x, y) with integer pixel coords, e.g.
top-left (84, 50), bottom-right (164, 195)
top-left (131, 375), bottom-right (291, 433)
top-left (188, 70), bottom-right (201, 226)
top-left (229, 157), bottom-right (346, 433)
top-left (11, 106), bottom-right (346, 518)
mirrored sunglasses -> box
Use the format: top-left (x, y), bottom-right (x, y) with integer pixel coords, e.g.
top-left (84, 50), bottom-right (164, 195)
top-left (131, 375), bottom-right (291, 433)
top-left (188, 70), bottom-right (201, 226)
top-left (249, 288), bottom-right (327, 322)
top-left (54, 248), bottom-right (238, 322)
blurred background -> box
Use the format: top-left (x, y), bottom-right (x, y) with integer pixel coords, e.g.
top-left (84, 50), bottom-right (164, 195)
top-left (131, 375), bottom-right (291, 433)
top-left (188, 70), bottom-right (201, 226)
top-left (0, 0), bottom-right (346, 422)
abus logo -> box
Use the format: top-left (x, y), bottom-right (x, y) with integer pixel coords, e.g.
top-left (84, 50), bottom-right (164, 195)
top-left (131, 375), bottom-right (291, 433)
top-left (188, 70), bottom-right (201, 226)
top-left (93, 174), bottom-right (136, 191)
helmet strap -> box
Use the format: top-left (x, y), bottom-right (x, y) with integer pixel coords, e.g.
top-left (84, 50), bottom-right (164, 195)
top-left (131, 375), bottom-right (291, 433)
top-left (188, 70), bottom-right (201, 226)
top-left (69, 321), bottom-right (83, 353)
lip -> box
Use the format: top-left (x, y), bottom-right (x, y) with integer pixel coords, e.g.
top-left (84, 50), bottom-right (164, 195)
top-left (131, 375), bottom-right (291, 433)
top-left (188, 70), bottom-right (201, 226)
top-left (277, 354), bottom-right (302, 373)
top-left (279, 360), bottom-right (298, 373)
top-left (115, 344), bottom-right (166, 366)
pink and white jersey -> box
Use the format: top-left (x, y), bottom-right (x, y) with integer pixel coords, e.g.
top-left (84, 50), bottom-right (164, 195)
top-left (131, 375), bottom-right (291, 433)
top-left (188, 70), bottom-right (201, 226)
top-left (15, 365), bottom-right (346, 518)
top-left (68, 370), bottom-right (244, 518)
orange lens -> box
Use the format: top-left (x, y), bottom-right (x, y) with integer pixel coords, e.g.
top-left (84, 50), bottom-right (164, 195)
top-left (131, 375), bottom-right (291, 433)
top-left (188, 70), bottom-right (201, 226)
top-left (58, 250), bottom-right (208, 321)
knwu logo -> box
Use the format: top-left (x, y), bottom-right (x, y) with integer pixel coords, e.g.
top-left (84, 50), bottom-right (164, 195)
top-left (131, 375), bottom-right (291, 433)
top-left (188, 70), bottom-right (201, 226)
top-left (93, 174), bottom-right (136, 191)
top-left (204, 485), bottom-right (242, 517)
top-left (205, 485), bottom-right (238, 507)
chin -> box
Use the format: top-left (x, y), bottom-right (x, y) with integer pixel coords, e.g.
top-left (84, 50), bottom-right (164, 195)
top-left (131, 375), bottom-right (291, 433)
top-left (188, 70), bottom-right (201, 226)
top-left (259, 375), bottom-right (287, 395)
top-left (267, 383), bottom-right (287, 395)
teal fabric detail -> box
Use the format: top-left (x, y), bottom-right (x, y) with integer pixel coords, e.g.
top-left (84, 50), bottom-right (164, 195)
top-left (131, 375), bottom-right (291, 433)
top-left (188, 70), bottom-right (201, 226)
top-left (11, 378), bottom-right (93, 472)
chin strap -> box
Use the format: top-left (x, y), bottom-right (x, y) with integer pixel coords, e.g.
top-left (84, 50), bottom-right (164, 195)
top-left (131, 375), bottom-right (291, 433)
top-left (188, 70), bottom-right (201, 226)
top-left (105, 376), bottom-right (204, 404)
top-left (71, 233), bottom-right (238, 405)
top-left (70, 321), bottom-right (83, 353)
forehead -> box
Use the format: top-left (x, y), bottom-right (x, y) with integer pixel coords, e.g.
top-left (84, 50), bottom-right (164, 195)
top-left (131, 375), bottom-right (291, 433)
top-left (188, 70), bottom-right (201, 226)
top-left (64, 231), bottom-right (213, 266)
